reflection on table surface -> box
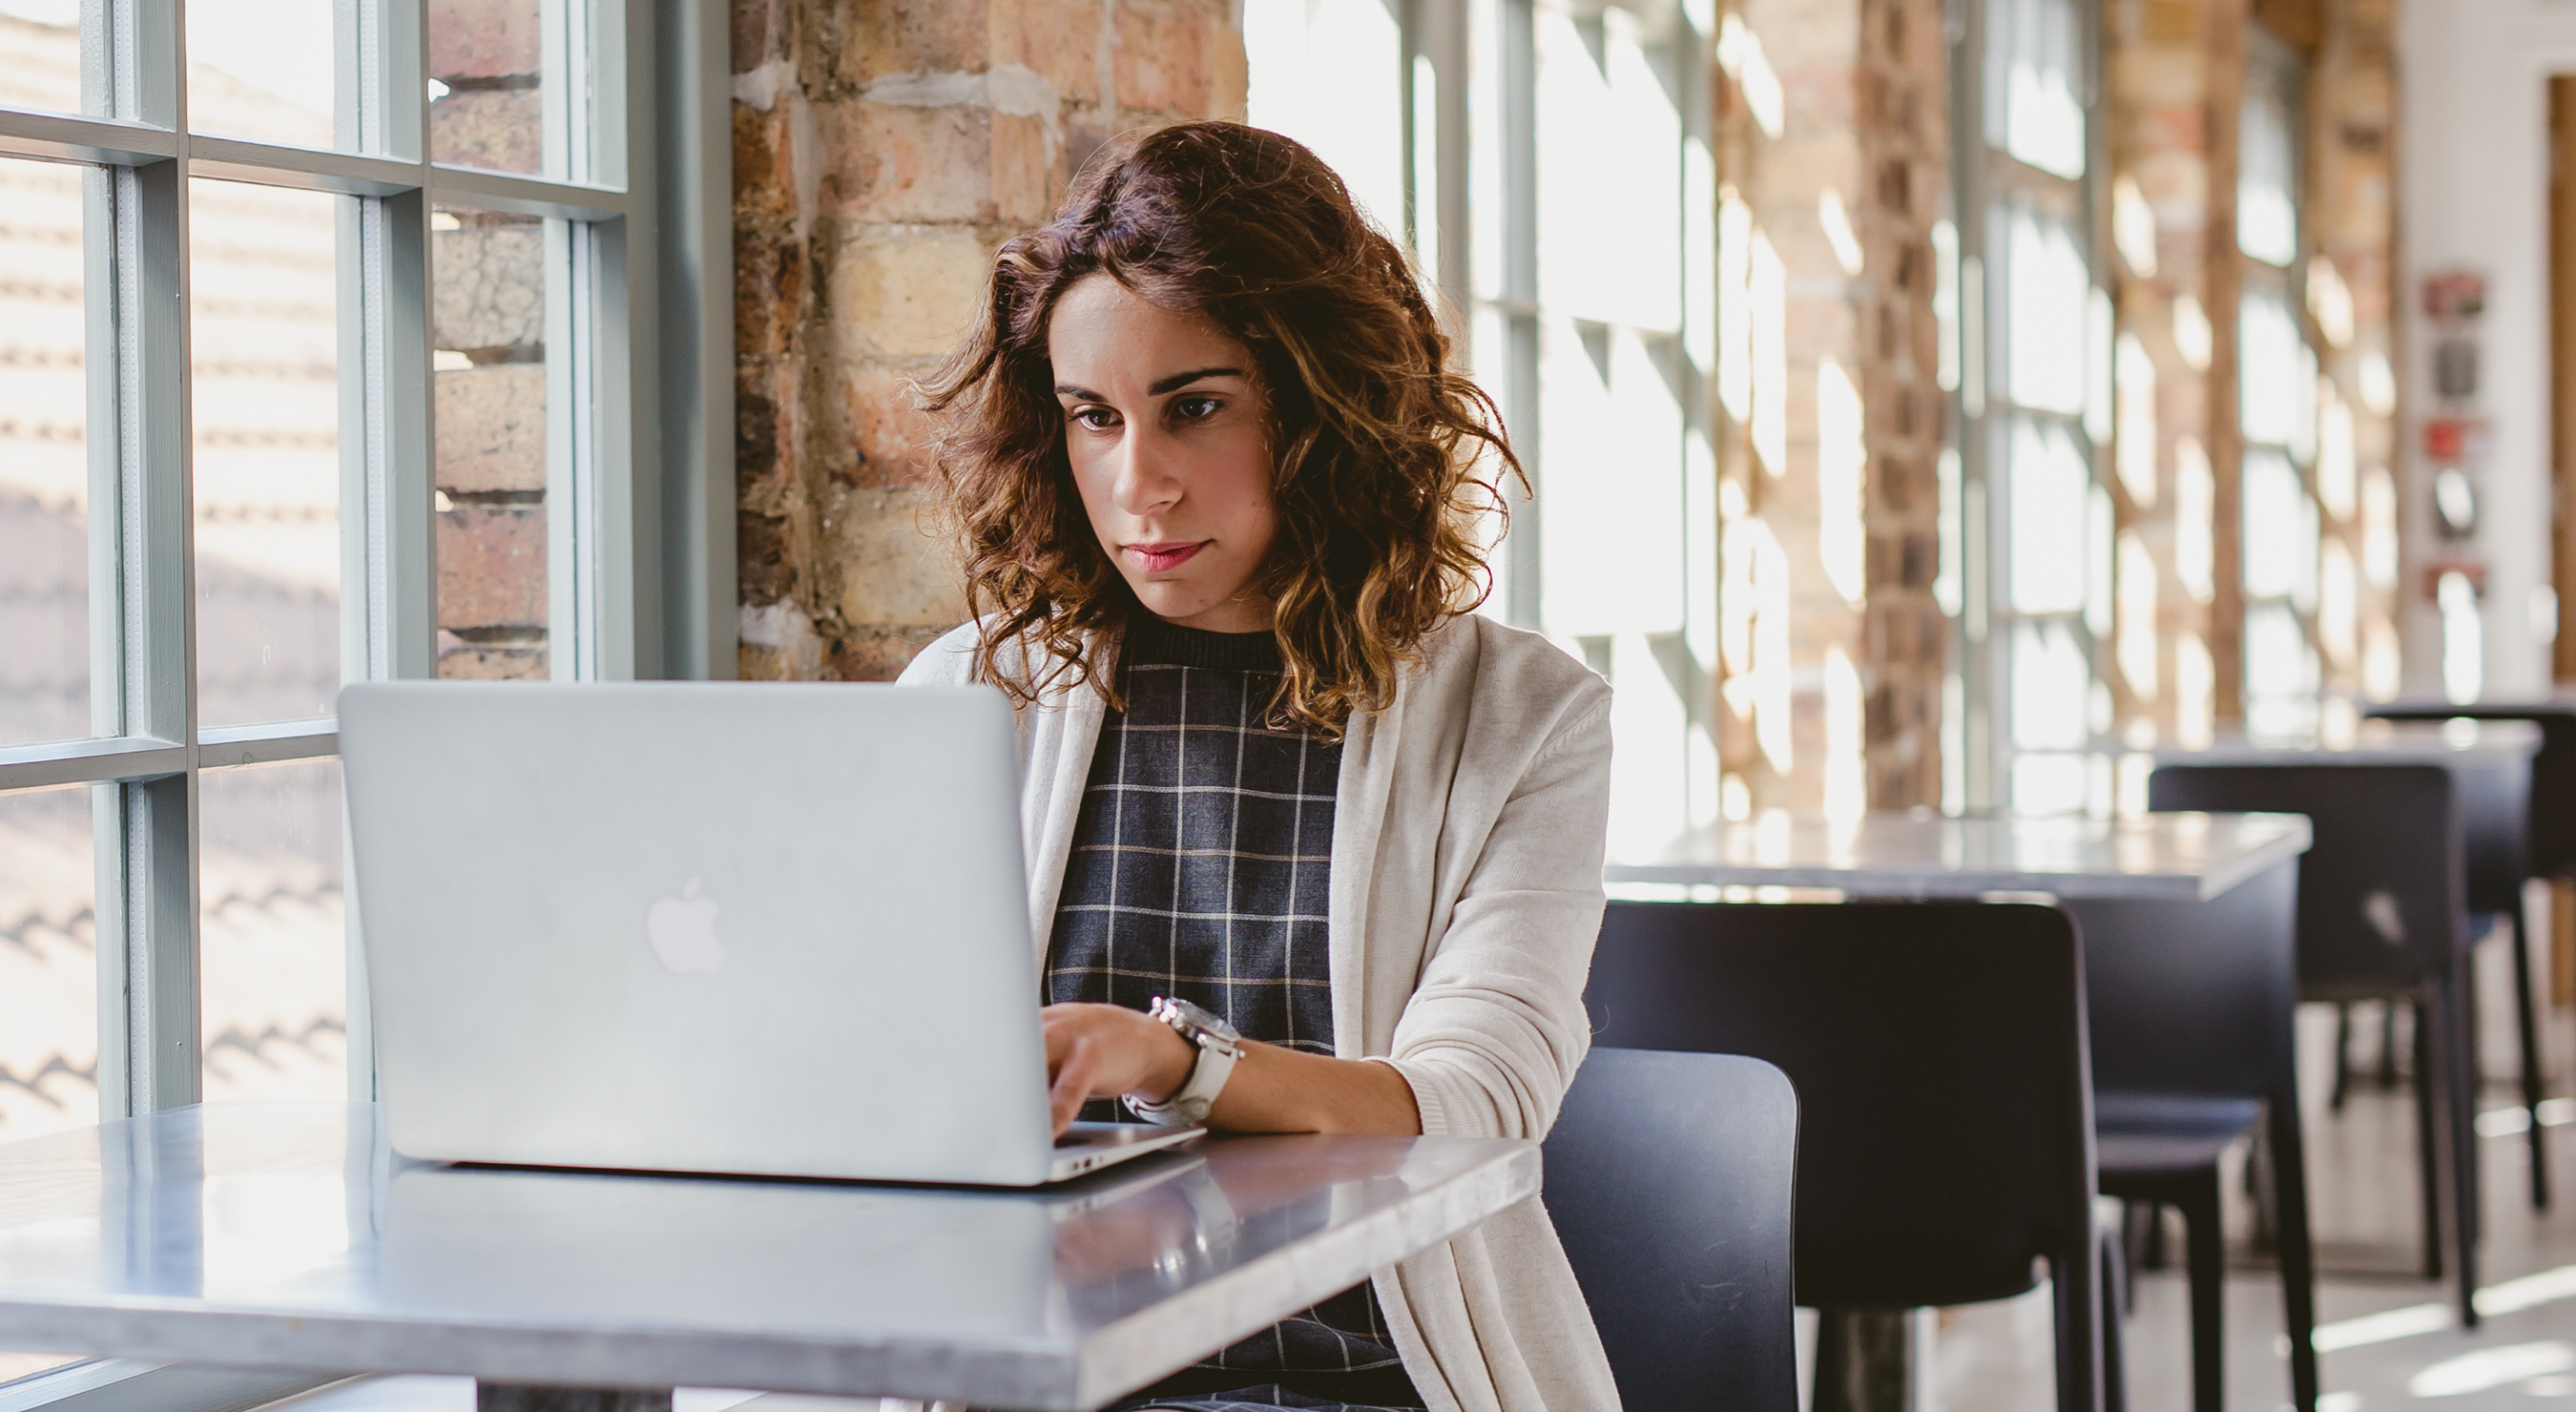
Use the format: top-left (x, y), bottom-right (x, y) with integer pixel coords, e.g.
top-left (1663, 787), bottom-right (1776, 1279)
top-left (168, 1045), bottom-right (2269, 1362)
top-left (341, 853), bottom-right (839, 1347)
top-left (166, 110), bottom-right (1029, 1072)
top-left (0, 1102), bottom-right (1535, 1404)
top-left (1605, 810), bottom-right (2314, 902)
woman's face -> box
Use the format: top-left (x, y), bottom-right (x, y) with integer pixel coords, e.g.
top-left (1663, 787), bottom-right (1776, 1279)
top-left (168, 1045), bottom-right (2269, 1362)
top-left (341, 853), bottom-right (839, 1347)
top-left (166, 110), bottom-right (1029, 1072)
top-left (1049, 273), bottom-right (1278, 633)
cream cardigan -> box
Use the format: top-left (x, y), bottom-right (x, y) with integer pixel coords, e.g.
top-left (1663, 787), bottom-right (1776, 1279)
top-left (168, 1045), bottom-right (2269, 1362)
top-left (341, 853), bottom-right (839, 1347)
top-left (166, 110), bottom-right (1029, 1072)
top-left (898, 611), bottom-right (1622, 1412)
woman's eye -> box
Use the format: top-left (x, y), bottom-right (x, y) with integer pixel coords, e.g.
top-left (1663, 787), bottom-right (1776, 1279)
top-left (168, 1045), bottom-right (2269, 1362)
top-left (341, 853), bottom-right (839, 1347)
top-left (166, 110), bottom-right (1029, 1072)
top-left (1173, 396), bottom-right (1221, 421)
top-left (1070, 406), bottom-right (1118, 430)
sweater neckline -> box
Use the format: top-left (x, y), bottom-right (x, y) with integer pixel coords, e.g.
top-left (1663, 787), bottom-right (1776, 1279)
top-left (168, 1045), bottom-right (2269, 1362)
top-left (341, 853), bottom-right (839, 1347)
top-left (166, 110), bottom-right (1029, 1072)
top-left (1124, 615), bottom-right (1282, 671)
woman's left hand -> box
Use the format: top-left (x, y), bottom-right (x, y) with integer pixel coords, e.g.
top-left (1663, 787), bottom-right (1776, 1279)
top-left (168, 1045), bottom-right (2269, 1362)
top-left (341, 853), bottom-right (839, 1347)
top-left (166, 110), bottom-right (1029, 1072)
top-left (1040, 1002), bottom-right (1196, 1135)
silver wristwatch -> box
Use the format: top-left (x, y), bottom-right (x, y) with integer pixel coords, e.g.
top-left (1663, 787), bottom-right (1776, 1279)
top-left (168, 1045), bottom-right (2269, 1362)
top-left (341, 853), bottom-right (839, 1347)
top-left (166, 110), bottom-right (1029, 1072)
top-left (1126, 996), bottom-right (1244, 1128)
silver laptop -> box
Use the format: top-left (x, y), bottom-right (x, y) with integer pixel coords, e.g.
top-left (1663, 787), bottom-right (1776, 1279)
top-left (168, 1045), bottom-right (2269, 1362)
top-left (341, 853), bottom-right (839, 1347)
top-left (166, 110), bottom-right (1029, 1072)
top-left (338, 680), bottom-right (1199, 1186)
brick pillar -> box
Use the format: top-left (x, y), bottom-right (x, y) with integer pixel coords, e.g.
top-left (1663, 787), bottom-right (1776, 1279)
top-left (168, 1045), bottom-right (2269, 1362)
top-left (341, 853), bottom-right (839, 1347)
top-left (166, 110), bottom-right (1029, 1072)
top-left (2107, 0), bottom-right (2227, 743)
top-left (730, 0), bottom-right (1248, 682)
top-left (1856, 0), bottom-right (1947, 808)
top-left (1714, 0), bottom-right (1946, 815)
top-left (2309, 0), bottom-right (2401, 702)
top-left (2203, 0), bottom-right (2249, 723)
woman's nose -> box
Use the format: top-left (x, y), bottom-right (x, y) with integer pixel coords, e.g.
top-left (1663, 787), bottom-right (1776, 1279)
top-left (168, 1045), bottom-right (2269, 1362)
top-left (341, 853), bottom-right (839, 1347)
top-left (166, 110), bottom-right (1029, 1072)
top-left (1111, 430), bottom-right (1183, 516)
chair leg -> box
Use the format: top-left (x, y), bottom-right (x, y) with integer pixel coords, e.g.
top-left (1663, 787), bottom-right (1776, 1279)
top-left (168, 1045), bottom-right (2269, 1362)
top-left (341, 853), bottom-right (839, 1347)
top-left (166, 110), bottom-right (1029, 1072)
top-left (2512, 893), bottom-right (2552, 1209)
top-left (2270, 1087), bottom-right (2322, 1412)
top-left (2099, 1215), bottom-right (2130, 1412)
top-left (2178, 1169), bottom-right (2225, 1412)
top-left (2442, 965), bottom-right (2483, 1328)
top-left (2416, 995), bottom-right (2445, 1281)
top-left (2142, 1200), bottom-right (2168, 1270)
top-left (2382, 1001), bottom-right (2401, 1088)
top-left (2052, 1229), bottom-right (2107, 1412)
top-left (1813, 1309), bottom-right (1909, 1412)
top-left (2332, 1003), bottom-right (2353, 1111)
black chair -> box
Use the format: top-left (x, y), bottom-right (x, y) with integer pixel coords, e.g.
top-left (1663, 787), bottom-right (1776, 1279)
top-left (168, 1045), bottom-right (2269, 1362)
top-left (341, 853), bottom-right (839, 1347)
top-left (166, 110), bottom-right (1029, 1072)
top-left (2069, 854), bottom-right (2317, 1412)
top-left (1544, 1048), bottom-right (1799, 1412)
top-left (2149, 763), bottom-right (2481, 1326)
top-left (2367, 703), bottom-right (2562, 1211)
top-left (1592, 901), bottom-right (2118, 1412)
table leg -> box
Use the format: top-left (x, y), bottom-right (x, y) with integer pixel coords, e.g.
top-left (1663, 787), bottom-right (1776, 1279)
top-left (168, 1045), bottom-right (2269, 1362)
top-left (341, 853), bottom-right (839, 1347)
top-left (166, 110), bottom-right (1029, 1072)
top-left (478, 1386), bottom-right (673, 1412)
top-left (1812, 1309), bottom-right (1911, 1412)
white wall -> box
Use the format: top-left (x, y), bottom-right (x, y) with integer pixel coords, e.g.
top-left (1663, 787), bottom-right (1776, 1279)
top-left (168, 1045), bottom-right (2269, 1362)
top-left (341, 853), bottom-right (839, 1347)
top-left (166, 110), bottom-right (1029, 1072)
top-left (2399, 0), bottom-right (2576, 696)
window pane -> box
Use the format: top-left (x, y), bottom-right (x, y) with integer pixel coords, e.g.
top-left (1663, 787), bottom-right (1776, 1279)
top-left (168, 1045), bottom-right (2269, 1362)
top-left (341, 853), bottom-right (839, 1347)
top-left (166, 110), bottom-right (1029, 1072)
top-left (428, 0), bottom-right (550, 175)
top-left (2245, 602), bottom-right (2319, 737)
top-left (191, 178), bottom-right (342, 727)
top-left (0, 6), bottom-right (86, 116)
top-left (186, 0), bottom-right (341, 150)
top-left (1242, 0), bottom-right (1404, 239)
top-left (1986, 0), bottom-right (2085, 179)
top-left (1535, 8), bottom-right (1681, 332)
top-left (0, 783), bottom-right (96, 1144)
top-left (2000, 200), bottom-right (2090, 417)
top-left (200, 758), bottom-right (346, 1104)
top-left (432, 205), bottom-right (551, 678)
top-left (2240, 287), bottom-right (2311, 448)
top-left (0, 156), bottom-right (91, 745)
top-left (2005, 415), bottom-right (2089, 615)
top-left (2242, 447), bottom-right (2319, 607)
top-left (2010, 619), bottom-right (2089, 751)
top-left (2239, 82), bottom-right (2297, 267)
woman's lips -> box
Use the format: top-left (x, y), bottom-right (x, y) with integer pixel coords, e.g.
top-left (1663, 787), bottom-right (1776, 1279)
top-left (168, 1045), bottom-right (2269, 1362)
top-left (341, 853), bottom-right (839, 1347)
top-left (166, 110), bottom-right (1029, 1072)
top-left (1126, 541), bottom-right (1207, 572)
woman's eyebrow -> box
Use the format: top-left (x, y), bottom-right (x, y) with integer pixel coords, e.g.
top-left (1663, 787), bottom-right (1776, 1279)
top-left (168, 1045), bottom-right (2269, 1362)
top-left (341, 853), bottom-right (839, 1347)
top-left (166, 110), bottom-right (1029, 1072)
top-left (1147, 365), bottom-right (1244, 396)
top-left (1051, 367), bottom-right (1245, 400)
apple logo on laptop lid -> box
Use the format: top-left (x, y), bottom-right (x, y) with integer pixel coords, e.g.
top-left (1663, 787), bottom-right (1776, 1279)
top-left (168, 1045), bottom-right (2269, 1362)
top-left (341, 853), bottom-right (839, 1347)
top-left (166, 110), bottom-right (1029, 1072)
top-left (647, 878), bottom-right (727, 974)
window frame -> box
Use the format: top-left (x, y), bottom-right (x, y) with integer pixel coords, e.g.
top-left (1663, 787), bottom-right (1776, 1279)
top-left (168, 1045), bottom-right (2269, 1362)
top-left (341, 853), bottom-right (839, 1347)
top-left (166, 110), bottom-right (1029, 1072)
top-left (0, 0), bottom-right (728, 1150)
top-left (1946, 0), bottom-right (2114, 813)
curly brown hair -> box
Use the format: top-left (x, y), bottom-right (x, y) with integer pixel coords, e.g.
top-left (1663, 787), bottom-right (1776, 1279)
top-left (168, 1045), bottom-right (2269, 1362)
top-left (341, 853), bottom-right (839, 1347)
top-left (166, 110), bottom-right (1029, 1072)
top-left (917, 120), bottom-right (1522, 737)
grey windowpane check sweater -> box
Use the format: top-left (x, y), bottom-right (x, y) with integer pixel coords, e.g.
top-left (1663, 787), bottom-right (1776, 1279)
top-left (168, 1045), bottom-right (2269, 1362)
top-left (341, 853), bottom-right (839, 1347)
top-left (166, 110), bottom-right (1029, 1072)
top-left (1046, 617), bottom-right (1422, 1412)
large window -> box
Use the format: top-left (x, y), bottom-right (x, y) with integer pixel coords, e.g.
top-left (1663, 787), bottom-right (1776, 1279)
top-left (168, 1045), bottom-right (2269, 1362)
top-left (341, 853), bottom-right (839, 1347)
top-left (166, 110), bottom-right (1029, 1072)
top-left (1248, 0), bottom-right (1714, 854)
top-left (0, 0), bottom-right (719, 1224)
top-left (1951, 0), bottom-right (2114, 814)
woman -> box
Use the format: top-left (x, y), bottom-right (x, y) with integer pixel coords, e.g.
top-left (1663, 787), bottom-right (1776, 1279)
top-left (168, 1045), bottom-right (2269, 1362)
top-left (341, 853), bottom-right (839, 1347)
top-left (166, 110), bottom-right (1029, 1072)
top-left (900, 121), bottom-right (1618, 1412)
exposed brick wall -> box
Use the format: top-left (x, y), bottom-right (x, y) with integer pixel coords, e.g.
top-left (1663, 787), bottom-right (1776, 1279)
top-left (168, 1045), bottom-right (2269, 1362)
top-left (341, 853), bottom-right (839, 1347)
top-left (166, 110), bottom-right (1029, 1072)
top-left (430, 207), bottom-right (551, 680)
top-left (2108, 0), bottom-right (2226, 739)
top-left (427, 1), bottom-right (551, 680)
top-left (1712, 0), bottom-right (1947, 814)
top-left (2308, 0), bottom-right (2400, 700)
top-left (2108, 0), bottom-right (2400, 737)
top-left (730, 0), bottom-right (1248, 682)
top-left (1853, 0), bottom-right (1946, 808)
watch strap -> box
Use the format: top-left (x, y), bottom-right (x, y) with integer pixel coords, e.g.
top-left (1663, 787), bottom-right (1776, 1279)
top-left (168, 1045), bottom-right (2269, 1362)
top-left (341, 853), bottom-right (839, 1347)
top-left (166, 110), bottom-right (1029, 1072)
top-left (1128, 1039), bottom-right (1236, 1128)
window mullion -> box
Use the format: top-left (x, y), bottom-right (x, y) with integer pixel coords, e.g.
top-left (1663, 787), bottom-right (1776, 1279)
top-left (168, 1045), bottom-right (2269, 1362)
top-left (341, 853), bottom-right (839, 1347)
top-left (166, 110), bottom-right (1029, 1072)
top-left (1497, 0), bottom-right (1540, 628)
top-left (93, 148), bottom-right (201, 1116)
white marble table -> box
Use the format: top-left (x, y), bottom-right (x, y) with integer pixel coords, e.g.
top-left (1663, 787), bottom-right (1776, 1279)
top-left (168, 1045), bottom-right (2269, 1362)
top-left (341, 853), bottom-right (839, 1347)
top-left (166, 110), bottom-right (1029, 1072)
top-left (0, 1103), bottom-right (1537, 1411)
top-left (2152, 718), bottom-right (2540, 767)
top-left (1604, 810), bottom-right (2313, 902)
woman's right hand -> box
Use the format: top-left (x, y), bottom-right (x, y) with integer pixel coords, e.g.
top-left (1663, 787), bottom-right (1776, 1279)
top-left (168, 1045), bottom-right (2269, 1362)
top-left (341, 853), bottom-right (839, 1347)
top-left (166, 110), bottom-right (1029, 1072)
top-left (1039, 1002), bottom-right (1197, 1135)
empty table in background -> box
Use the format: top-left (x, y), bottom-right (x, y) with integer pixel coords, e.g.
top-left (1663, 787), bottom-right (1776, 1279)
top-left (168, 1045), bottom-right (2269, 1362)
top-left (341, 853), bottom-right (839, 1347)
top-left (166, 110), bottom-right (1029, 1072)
top-left (1606, 809), bottom-right (2321, 1412)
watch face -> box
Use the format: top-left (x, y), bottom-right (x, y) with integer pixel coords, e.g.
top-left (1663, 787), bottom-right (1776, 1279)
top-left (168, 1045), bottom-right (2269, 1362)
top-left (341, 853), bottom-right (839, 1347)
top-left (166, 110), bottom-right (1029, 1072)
top-left (1161, 996), bottom-right (1239, 1041)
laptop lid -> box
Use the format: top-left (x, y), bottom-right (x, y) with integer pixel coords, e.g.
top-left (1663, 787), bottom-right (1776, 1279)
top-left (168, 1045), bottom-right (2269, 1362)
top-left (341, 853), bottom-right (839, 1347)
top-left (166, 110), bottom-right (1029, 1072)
top-left (341, 680), bottom-right (1060, 1186)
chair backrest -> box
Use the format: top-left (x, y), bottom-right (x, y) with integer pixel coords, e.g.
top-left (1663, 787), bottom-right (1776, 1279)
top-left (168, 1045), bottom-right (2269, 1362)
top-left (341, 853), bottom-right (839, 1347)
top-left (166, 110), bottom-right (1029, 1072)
top-left (2147, 763), bottom-right (2463, 997)
top-left (2455, 756), bottom-right (2531, 915)
top-left (2068, 855), bottom-right (2296, 1100)
top-left (1543, 1049), bottom-right (1799, 1412)
top-left (1590, 901), bottom-right (2095, 1312)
